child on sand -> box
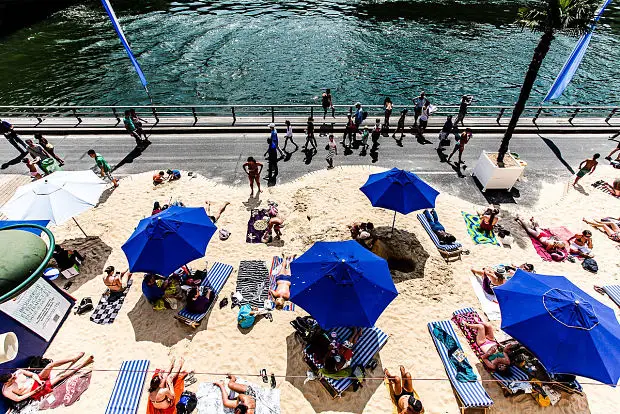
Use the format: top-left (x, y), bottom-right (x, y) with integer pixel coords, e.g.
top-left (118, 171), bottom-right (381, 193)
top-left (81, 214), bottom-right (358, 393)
top-left (22, 157), bottom-right (42, 179)
top-left (573, 154), bottom-right (599, 186)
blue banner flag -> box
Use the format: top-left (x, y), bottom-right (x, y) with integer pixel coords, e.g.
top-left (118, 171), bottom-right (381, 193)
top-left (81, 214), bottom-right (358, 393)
top-left (544, 0), bottom-right (613, 102)
top-left (101, 0), bottom-right (149, 91)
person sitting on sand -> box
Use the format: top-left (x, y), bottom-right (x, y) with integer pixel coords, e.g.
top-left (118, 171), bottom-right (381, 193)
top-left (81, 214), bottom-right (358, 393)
top-left (584, 218), bottom-right (620, 243)
top-left (148, 357), bottom-right (186, 412)
top-left (102, 266), bottom-right (132, 293)
top-left (186, 287), bottom-right (214, 314)
top-left (214, 374), bottom-right (256, 414)
top-left (322, 328), bottom-right (363, 377)
top-left (205, 201), bottom-right (230, 224)
top-left (384, 366), bottom-right (424, 414)
top-left (263, 202), bottom-right (284, 243)
top-left (515, 216), bottom-right (567, 261)
top-left (152, 201), bottom-right (163, 215)
top-left (142, 274), bottom-right (168, 305)
top-left (270, 255), bottom-right (295, 310)
top-left (423, 209), bottom-right (457, 244)
top-left (479, 208), bottom-right (499, 233)
top-left (568, 230), bottom-right (594, 258)
top-left (1, 353), bottom-right (93, 402)
top-left (166, 169), bottom-right (181, 181)
top-left (153, 171), bottom-right (166, 185)
top-left (464, 321), bottom-right (513, 374)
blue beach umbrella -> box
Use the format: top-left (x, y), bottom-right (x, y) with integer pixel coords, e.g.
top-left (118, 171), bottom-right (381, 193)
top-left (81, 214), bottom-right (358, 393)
top-left (360, 168), bottom-right (439, 231)
top-left (122, 206), bottom-right (217, 276)
top-left (495, 270), bottom-right (620, 385)
top-left (0, 220), bottom-right (49, 236)
top-left (290, 240), bottom-right (398, 329)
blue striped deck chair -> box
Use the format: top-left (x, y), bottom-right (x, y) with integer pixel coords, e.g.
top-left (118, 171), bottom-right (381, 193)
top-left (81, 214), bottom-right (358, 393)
top-left (105, 359), bottom-right (150, 414)
top-left (175, 262), bottom-right (233, 328)
top-left (602, 285), bottom-right (620, 308)
top-left (304, 326), bottom-right (389, 398)
top-left (427, 320), bottom-right (493, 413)
top-left (268, 256), bottom-right (295, 311)
top-left (417, 213), bottom-right (462, 262)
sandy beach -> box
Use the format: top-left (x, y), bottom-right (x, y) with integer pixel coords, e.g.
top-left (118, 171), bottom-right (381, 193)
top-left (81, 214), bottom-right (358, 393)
top-left (3, 164), bottom-right (619, 414)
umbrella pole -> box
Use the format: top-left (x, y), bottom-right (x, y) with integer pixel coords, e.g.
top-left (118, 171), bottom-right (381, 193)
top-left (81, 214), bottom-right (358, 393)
top-left (391, 211), bottom-right (396, 234)
top-left (72, 218), bottom-right (88, 238)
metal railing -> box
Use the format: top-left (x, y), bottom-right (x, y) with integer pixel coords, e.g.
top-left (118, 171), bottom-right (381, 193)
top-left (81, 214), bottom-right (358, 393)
top-left (0, 104), bottom-right (617, 126)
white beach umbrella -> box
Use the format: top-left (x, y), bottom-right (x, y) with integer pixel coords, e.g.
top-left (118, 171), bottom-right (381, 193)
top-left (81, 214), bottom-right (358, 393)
top-left (0, 171), bottom-right (108, 229)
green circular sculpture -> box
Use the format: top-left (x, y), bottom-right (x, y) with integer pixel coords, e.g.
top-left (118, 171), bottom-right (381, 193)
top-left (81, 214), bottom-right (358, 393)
top-left (0, 224), bottom-right (55, 303)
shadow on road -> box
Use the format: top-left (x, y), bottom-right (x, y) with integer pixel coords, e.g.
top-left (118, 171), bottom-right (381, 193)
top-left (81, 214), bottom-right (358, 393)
top-left (1, 152), bottom-right (26, 170)
top-left (112, 142), bottom-right (151, 172)
top-left (539, 135), bottom-right (575, 175)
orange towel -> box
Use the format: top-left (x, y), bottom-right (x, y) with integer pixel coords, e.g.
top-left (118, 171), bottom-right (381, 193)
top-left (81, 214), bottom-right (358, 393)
top-left (146, 374), bottom-right (186, 414)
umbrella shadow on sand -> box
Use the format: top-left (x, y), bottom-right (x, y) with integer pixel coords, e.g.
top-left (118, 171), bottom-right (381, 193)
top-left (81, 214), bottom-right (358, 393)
top-left (50, 236), bottom-right (112, 294)
top-left (127, 295), bottom-right (207, 347)
top-left (370, 227), bottom-right (430, 283)
top-left (285, 332), bottom-right (384, 413)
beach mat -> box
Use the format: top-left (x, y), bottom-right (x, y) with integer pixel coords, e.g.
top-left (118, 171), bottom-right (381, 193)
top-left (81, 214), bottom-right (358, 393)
top-left (592, 180), bottom-right (620, 198)
top-left (468, 274), bottom-right (500, 321)
top-left (527, 228), bottom-right (558, 262)
top-left (39, 371), bottom-right (92, 410)
top-left (462, 212), bottom-right (501, 246)
top-left (236, 260), bottom-right (270, 308)
top-left (90, 280), bottom-right (133, 324)
top-left (105, 359), bottom-right (150, 414)
top-left (196, 381), bottom-right (281, 414)
top-left (268, 256), bottom-right (295, 311)
top-left (246, 209), bottom-right (270, 243)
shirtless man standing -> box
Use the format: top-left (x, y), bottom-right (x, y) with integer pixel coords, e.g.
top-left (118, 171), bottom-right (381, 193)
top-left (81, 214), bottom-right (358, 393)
top-left (270, 255), bottom-right (295, 310)
top-left (573, 154), bottom-right (599, 186)
top-left (214, 374), bottom-right (256, 414)
top-left (102, 266), bottom-right (133, 293)
top-left (1, 353), bottom-right (93, 402)
top-left (148, 357), bottom-right (185, 411)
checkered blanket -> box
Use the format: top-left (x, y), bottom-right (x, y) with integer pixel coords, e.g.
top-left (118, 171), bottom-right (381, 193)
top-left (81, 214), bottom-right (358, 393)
top-left (90, 280), bottom-right (133, 325)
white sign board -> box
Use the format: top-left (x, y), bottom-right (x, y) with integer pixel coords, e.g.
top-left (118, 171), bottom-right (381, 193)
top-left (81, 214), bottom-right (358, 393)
top-left (0, 278), bottom-right (72, 341)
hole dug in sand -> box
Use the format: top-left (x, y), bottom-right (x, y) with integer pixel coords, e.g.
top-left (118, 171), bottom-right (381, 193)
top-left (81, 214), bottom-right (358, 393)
top-left (369, 227), bottom-right (430, 282)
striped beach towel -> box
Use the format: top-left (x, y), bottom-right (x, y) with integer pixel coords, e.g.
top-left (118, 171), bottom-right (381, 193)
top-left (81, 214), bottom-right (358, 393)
top-left (105, 360), bottom-right (150, 414)
top-left (462, 212), bottom-right (501, 246)
top-left (268, 256), bottom-right (295, 311)
top-left (592, 180), bottom-right (620, 199)
top-left (427, 320), bottom-right (493, 411)
top-left (236, 260), bottom-right (270, 308)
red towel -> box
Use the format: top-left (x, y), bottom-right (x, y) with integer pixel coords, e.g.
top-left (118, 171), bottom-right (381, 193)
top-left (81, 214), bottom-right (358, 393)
top-left (528, 229), bottom-right (555, 262)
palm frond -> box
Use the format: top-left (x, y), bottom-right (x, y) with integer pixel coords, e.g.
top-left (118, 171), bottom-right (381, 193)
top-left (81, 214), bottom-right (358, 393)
top-left (516, 0), bottom-right (599, 35)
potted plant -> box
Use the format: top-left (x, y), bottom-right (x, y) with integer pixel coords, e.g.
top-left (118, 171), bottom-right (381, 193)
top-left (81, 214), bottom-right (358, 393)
top-left (472, 151), bottom-right (525, 192)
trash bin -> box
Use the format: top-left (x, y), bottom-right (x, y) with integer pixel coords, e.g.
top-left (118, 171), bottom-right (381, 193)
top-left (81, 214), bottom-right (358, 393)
top-left (40, 158), bottom-right (61, 174)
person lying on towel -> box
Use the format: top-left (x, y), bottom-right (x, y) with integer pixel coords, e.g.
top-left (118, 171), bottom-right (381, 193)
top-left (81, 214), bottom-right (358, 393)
top-left (148, 357), bottom-right (186, 414)
top-left (516, 216), bottom-right (568, 261)
top-left (471, 263), bottom-right (535, 295)
top-left (214, 374), bottom-right (256, 414)
top-left (464, 321), bottom-right (517, 375)
top-left (1, 353), bottom-right (93, 403)
top-left (270, 255), bottom-right (295, 310)
top-left (385, 366), bottom-right (424, 414)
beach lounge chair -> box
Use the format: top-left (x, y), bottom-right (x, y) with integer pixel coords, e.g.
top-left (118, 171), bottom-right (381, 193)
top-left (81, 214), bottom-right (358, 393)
top-left (427, 320), bottom-right (493, 413)
top-left (417, 213), bottom-right (462, 262)
top-left (105, 359), bottom-right (150, 414)
top-left (596, 285), bottom-right (620, 308)
top-left (303, 326), bottom-right (389, 398)
top-left (175, 262), bottom-right (233, 328)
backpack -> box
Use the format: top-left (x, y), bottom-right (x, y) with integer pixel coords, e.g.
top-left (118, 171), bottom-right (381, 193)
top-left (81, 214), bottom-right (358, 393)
top-left (237, 304), bottom-right (256, 329)
top-left (176, 391), bottom-right (198, 414)
top-left (582, 258), bottom-right (598, 273)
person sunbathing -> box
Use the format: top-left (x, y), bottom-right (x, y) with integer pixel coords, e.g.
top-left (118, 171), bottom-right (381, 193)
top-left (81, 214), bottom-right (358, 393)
top-left (102, 266), bottom-right (133, 293)
top-left (568, 230), bottom-right (594, 258)
top-left (214, 374), bottom-right (256, 414)
top-left (148, 357), bottom-right (186, 411)
top-left (423, 209), bottom-right (456, 244)
top-left (515, 216), bottom-right (567, 261)
top-left (464, 321), bottom-right (512, 374)
top-left (262, 202), bottom-right (284, 243)
top-left (1, 353), bottom-right (93, 402)
top-left (384, 366), bottom-right (424, 414)
top-left (186, 287), bottom-right (214, 314)
top-left (479, 208), bottom-right (499, 233)
top-left (205, 201), bottom-right (230, 224)
top-left (471, 263), bottom-right (535, 295)
top-left (270, 255), bottom-right (295, 310)
top-left (583, 218), bottom-right (620, 243)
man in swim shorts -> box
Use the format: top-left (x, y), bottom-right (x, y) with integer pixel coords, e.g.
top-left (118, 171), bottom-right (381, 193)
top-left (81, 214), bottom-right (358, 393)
top-left (573, 154), bottom-right (599, 186)
top-left (568, 230), bottom-right (594, 257)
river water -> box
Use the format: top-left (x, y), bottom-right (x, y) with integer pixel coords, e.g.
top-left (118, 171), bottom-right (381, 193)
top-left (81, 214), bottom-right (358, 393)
top-left (0, 0), bottom-right (618, 106)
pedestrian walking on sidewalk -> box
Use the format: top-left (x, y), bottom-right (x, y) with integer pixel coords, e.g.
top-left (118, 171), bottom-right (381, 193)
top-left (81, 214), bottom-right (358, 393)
top-left (1, 119), bottom-right (28, 155)
top-left (34, 133), bottom-right (64, 166)
top-left (412, 91), bottom-right (429, 126)
top-left (383, 97), bottom-right (393, 127)
top-left (418, 103), bottom-right (431, 135)
top-left (437, 116), bottom-right (453, 149)
top-left (605, 133), bottom-right (620, 161)
top-left (25, 139), bottom-right (49, 172)
top-left (456, 95), bottom-right (473, 126)
top-left (267, 123), bottom-right (284, 157)
top-left (282, 120), bottom-right (298, 152)
top-left (392, 109), bottom-right (408, 140)
top-left (303, 117), bottom-right (317, 151)
top-left (447, 128), bottom-right (472, 166)
top-left (266, 138), bottom-right (279, 181)
top-left (325, 134), bottom-right (338, 169)
top-left (342, 114), bottom-right (356, 148)
top-left (354, 102), bottom-right (365, 132)
top-left (88, 149), bottom-right (118, 187)
top-left (322, 89), bottom-right (334, 119)
top-left (573, 154), bottom-right (599, 186)
top-left (130, 108), bottom-right (149, 140)
top-left (22, 158), bottom-right (42, 180)
top-left (123, 110), bottom-right (143, 146)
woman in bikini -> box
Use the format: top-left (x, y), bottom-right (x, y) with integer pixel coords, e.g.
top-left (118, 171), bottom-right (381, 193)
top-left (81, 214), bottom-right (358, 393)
top-left (242, 157), bottom-right (263, 196)
top-left (384, 366), bottom-right (424, 414)
top-left (205, 201), bottom-right (230, 224)
top-left (516, 216), bottom-right (568, 261)
top-left (214, 374), bottom-right (256, 414)
top-left (583, 217), bottom-right (620, 243)
top-left (471, 263), bottom-right (534, 295)
top-left (270, 255), bottom-right (295, 310)
top-left (1, 353), bottom-right (93, 403)
top-left (102, 266), bottom-right (133, 294)
top-left (464, 321), bottom-right (512, 374)
top-left (148, 357), bottom-right (186, 412)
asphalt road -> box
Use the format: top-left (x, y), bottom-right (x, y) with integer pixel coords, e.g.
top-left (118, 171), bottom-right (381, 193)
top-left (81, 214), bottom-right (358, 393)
top-left (1, 131), bottom-right (617, 207)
